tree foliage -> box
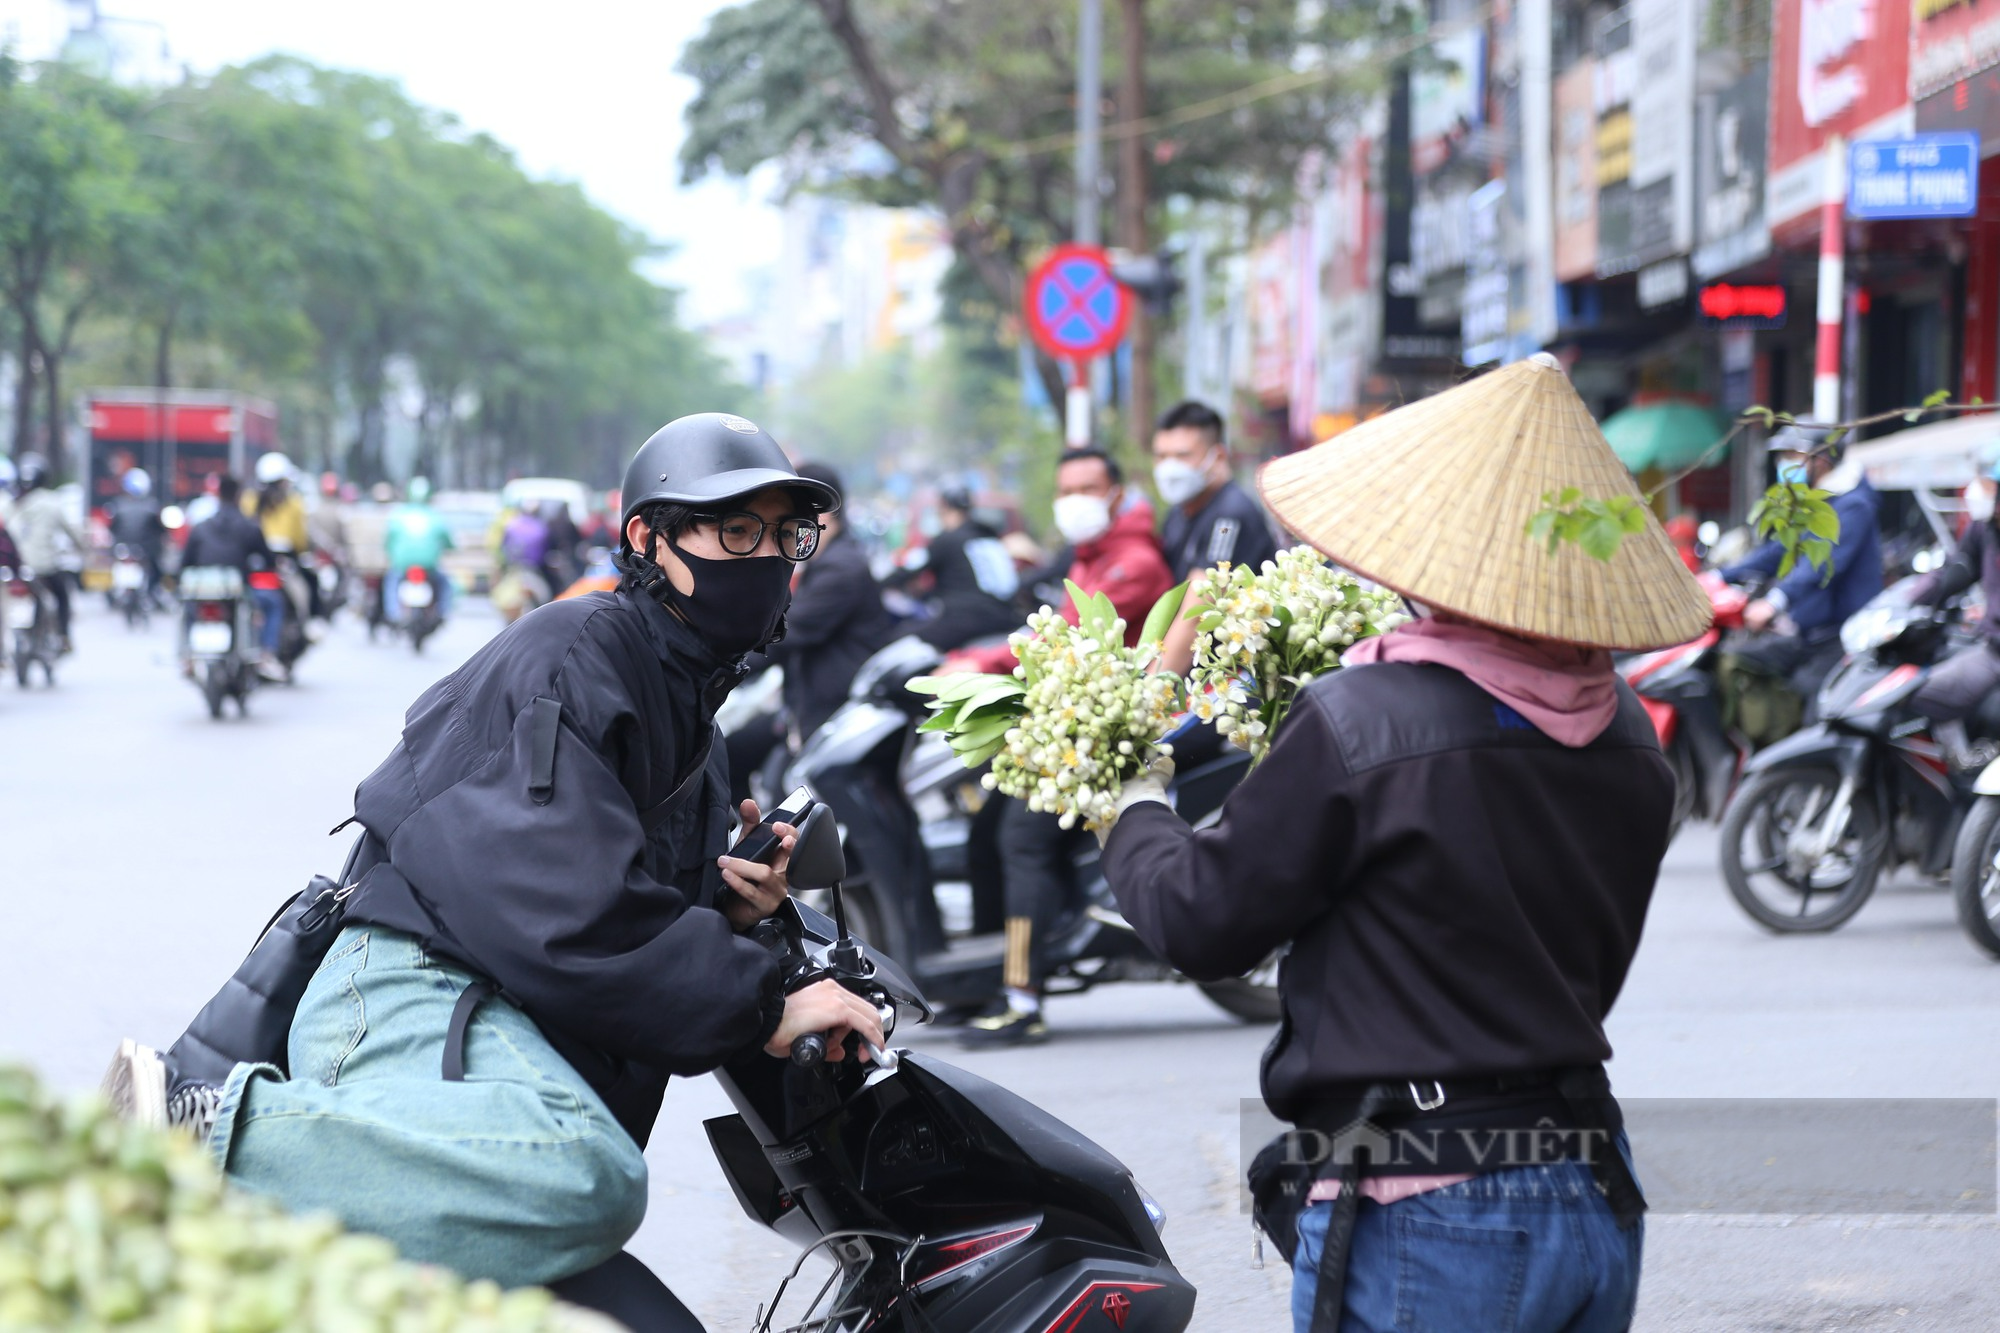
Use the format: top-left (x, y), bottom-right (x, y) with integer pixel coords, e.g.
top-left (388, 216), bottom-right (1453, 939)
top-left (677, 0), bottom-right (1410, 404)
top-left (0, 57), bottom-right (739, 485)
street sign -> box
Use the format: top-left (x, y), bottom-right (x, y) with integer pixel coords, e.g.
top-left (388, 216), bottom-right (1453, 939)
top-left (1847, 133), bottom-right (1980, 219)
top-left (1024, 243), bottom-right (1132, 364)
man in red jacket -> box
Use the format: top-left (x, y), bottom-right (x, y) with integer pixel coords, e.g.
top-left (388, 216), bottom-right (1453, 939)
top-left (961, 448), bottom-right (1174, 1046)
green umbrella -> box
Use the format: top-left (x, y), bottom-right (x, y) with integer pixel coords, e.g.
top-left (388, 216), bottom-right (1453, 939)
top-left (1599, 400), bottom-right (1729, 473)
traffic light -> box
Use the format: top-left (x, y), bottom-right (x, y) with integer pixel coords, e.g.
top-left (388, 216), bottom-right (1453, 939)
top-left (1108, 249), bottom-right (1182, 316)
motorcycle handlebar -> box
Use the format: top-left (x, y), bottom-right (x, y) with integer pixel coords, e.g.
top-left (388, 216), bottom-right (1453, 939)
top-left (791, 1032), bottom-right (828, 1067)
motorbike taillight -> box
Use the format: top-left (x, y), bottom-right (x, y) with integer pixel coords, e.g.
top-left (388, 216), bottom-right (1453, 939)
top-left (905, 1223), bottom-right (1037, 1289)
top-left (195, 601), bottom-right (230, 622)
top-left (405, 567), bottom-right (428, 584)
top-left (248, 571), bottom-right (282, 591)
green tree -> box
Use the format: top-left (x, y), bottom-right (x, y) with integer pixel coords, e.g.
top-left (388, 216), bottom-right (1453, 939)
top-left (678, 0), bottom-right (1409, 418)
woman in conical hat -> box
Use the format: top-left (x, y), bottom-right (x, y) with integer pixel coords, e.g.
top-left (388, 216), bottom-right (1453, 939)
top-left (1097, 354), bottom-right (1704, 1333)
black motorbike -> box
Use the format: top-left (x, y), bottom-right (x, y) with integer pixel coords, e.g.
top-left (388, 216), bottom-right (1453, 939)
top-left (768, 637), bottom-right (1278, 1022)
top-left (110, 543), bottom-right (151, 629)
top-left (554, 804), bottom-right (1197, 1333)
top-left (181, 565), bottom-right (258, 720)
top-left (1718, 585), bottom-right (1984, 932)
top-left (5, 567), bottom-right (60, 688)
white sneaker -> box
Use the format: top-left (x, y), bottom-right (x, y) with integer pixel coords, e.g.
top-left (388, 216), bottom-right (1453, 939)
top-left (102, 1039), bottom-right (168, 1128)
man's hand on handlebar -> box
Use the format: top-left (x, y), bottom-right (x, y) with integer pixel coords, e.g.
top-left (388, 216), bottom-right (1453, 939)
top-left (720, 798), bottom-right (794, 929)
top-left (764, 978), bottom-right (886, 1063)
top-left (1743, 599), bottom-right (1778, 633)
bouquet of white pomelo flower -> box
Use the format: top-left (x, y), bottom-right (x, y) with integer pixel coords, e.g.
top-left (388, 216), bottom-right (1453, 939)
top-left (911, 580), bottom-right (1188, 831)
top-left (1185, 546), bottom-right (1409, 763)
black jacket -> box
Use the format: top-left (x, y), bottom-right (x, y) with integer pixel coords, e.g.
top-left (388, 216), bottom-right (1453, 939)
top-left (343, 587), bottom-right (784, 1145)
top-left (1919, 518), bottom-right (2000, 642)
top-left (1103, 662), bottom-right (1670, 1122)
top-left (1160, 479), bottom-right (1280, 582)
top-left (108, 494), bottom-right (164, 556)
top-left (181, 508), bottom-right (273, 578)
top-left (769, 531), bottom-right (897, 738)
top-left (915, 521), bottom-right (1020, 651)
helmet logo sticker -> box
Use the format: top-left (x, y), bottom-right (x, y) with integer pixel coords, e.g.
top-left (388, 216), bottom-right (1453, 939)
top-left (719, 414), bottom-right (760, 434)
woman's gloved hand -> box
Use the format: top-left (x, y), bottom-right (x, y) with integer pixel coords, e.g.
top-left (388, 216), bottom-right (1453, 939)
top-left (1093, 754), bottom-right (1176, 848)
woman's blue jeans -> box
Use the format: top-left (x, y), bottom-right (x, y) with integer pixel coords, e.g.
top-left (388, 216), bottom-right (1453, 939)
top-left (210, 926), bottom-right (649, 1286)
top-left (1290, 1159), bottom-right (1643, 1333)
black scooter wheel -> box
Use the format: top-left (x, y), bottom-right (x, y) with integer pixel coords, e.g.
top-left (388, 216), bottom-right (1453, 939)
top-left (1951, 797), bottom-right (2000, 960)
top-left (1720, 765), bottom-right (1886, 933)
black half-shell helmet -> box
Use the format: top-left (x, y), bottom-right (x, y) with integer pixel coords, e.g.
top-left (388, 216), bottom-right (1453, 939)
top-left (619, 413), bottom-right (840, 534)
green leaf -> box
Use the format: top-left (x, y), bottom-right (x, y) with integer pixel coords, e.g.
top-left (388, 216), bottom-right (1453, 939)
top-left (956, 738), bottom-right (1008, 768)
top-left (1140, 580), bottom-right (1189, 647)
top-left (1616, 501), bottom-right (1649, 533)
top-left (1577, 515), bottom-right (1626, 563)
top-left (1803, 501), bottom-right (1842, 541)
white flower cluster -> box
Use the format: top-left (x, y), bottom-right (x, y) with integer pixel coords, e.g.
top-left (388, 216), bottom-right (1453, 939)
top-left (1187, 546), bottom-right (1409, 762)
top-left (980, 605), bottom-right (1183, 831)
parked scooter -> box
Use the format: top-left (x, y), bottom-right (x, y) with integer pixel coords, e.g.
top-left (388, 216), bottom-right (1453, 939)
top-left (5, 568), bottom-right (60, 688)
top-left (774, 638), bottom-right (1277, 1021)
top-left (181, 565), bottom-right (257, 720)
top-left (548, 804), bottom-right (1196, 1333)
top-left (109, 544), bottom-right (150, 629)
top-left (1617, 572), bottom-right (1753, 839)
top-left (1718, 581), bottom-right (1985, 932)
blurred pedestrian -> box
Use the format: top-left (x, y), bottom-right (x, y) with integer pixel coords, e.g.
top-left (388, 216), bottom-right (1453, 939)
top-left (766, 461), bottom-right (896, 740)
top-left (961, 447), bottom-right (1174, 1047)
top-left (1151, 400), bottom-right (1279, 582)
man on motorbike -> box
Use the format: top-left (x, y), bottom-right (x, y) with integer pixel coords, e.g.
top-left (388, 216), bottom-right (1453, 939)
top-left (1720, 421), bottom-right (1883, 708)
top-left (108, 467), bottom-right (167, 607)
top-left (8, 453), bottom-right (83, 653)
top-left (383, 476), bottom-right (455, 623)
top-left (1910, 462), bottom-right (2000, 765)
top-left (913, 486), bottom-right (1023, 651)
top-left (1152, 399), bottom-right (1280, 583)
top-left (1094, 355), bottom-right (1703, 1333)
top-left (105, 414), bottom-right (884, 1318)
top-left (179, 474), bottom-right (278, 675)
top-left (960, 447), bottom-right (1175, 1046)
top-left (767, 461), bottom-right (897, 740)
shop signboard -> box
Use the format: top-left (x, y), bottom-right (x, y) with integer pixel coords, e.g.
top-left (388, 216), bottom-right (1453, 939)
top-left (1249, 229), bottom-right (1296, 405)
top-left (1410, 25), bottom-right (1488, 327)
top-left (1594, 9), bottom-right (1636, 276)
top-left (1315, 136), bottom-right (1380, 413)
top-left (1847, 132), bottom-right (1980, 217)
top-left (1694, 64), bottom-right (1771, 280)
top-left (1381, 69), bottom-right (1460, 363)
top-left (1625, 0), bottom-right (1696, 263)
top-left (1767, 0), bottom-right (1913, 229)
top-left (1461, 180), bottom-right (1511, 365)
top-left (1554, 60), bottom-right (1599, 281)
top-left (1913, 0), bottom-right (2000, 151)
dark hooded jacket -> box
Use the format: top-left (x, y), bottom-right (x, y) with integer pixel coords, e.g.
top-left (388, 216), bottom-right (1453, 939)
top-left (342, 586), bottom-right (785, 1145)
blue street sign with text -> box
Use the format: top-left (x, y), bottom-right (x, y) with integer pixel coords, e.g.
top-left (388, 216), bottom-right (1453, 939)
top-left (1847, 134), bottom-right (1980, 220)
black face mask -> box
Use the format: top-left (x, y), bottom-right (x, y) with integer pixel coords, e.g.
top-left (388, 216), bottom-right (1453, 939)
top-left (653, 533), bottom-right (794, 658)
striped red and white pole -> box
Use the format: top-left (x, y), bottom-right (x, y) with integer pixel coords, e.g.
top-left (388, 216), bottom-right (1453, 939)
top-left (1813, 135), bottom-right (1847, 423)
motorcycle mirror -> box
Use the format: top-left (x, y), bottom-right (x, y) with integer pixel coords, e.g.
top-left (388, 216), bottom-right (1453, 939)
top-left (787, 802), bottom-right (845, 892)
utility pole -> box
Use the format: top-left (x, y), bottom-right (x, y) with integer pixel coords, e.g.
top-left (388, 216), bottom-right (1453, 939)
top-left (1069, 0), bottom-right (1103, 447)
top-left (1116, 0), bottom-right (1154, 455)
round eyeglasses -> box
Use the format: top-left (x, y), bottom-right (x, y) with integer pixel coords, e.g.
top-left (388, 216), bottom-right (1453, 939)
top-left (701, 511), bottom-right (824, 561)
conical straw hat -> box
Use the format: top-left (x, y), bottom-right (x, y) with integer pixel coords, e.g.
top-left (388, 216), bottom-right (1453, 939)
top-left (1258, 353), bottom-right (1712, 651)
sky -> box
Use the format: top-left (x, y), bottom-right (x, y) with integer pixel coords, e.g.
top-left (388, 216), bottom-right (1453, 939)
top-left (5, 0), bottom-right (783, 326)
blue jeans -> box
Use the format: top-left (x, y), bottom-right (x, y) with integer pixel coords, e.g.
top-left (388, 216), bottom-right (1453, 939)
top-left (1291, 1159), bottom-right (1642, 1333)
top-left (212, 926), bottom-right (649, 1286)
top-left (250, 586), bottom-right (286, 654)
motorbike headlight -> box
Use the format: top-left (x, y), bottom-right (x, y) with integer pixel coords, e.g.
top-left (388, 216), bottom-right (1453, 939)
top-left (1841, 608), bottom-right (1899, 657)
top-left (1135, 1181), bottom-right (1167, 1234)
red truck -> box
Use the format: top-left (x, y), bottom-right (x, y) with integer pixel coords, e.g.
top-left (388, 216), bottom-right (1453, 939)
top-left (86, 389), bottom-right (280, 513)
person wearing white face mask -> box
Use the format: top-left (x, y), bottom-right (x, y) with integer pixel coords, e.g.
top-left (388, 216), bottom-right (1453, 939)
top-left (1910, 462), bottom-right (2000, 766)
top-left (1151, 400), bottom-right (1280, 582)
top-left (954, 447), bottom-right (1175, 1046)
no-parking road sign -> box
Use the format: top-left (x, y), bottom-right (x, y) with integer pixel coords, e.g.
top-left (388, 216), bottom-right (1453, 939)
top-left (1024, 243), bottom-right (1132, 365)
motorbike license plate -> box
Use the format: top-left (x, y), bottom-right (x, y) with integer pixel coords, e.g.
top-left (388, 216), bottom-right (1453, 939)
top-left (188, 623), bottom-right (233, 656)
top-left (399, 581), bottom-right (434, 609)
top-left (113, 562), bottom-right (146, 590)
top-left (6, 599), bottom-right (33, 630)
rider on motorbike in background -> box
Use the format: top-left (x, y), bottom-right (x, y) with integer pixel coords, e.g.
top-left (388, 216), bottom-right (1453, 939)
top-left (1910, 462), bottom-right (2000, 766)
top-left (767, 461), bottom-right (898, 741)
top-left (9, 453), bottom-right (84, 654)
top-left (913, 486), bottom-right (1022, 651)
top-left (181, 474), bottom-right (278, 675)
top-left (383, 476), bottom-right (454, 624)
top-left (108, 467), bottom-right (167, 608)
top-left (1719, 422), bottom-right (1883, 712)
top-left (248, 453), bottom-right (321, 625)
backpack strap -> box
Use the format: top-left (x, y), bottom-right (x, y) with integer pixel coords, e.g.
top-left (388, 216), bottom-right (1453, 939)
top-left (640, 726), bottom-right (718, 833)
top-left (527, 696), bottom-right (562, 805)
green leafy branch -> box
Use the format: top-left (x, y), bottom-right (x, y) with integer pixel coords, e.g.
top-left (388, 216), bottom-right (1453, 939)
top-left (1529, 392), bottom-right (1990, 579)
